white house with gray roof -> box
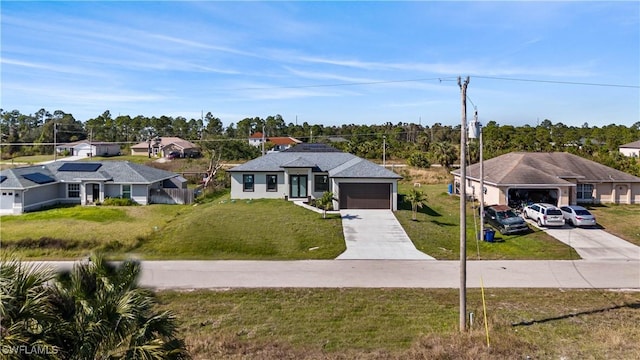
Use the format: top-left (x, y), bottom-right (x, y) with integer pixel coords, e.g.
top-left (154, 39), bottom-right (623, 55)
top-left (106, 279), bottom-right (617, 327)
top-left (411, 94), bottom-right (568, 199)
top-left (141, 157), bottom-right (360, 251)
top-left (0, 161), bottom-right (188, 215)
top-left (228, 144), bottom-right (402, 210)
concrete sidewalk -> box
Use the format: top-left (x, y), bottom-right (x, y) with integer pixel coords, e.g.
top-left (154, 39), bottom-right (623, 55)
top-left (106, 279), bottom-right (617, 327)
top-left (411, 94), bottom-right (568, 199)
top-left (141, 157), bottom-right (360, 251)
top-left (336, 210), bottom-right (434, 260)
top-left (33, 260), bottom-right (640, 290)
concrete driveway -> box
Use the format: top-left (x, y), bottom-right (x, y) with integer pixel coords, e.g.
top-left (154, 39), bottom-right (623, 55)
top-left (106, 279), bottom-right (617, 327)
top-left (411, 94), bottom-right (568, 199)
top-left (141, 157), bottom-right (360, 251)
top-left (336, 209), bottom-right (435, 260)
top-left (532, 223), bottom-right (640, 261)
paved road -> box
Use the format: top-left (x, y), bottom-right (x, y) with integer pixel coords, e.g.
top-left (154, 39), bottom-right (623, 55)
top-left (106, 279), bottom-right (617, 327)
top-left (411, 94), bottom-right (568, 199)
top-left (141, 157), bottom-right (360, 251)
top-left (34, 260), bottom-right (640, 290)
top-left (336, 210), bottom-right (434, 260)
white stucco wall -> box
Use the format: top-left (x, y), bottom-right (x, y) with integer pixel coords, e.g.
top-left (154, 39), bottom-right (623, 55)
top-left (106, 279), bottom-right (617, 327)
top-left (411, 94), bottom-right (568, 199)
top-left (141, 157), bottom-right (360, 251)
top-left (620, 147), bottom-right (639, 157)
top-left (231, 172), bottom-right (287, 199)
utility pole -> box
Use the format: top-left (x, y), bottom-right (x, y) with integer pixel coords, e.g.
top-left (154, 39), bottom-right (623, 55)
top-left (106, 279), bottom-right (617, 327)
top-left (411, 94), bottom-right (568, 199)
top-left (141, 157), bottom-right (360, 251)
top-left (458, 76), bottom-right (470, 332)
top-left (53, 123), bottom-right (58, 162)
top-left (261, 125), bottom-right (265, 156)
top-left (383, 135), bottom-right (386, 167)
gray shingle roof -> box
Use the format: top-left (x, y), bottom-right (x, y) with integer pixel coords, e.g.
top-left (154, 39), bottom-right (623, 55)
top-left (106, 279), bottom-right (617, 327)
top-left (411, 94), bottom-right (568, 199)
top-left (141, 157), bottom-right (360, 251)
top-left (0, 161), bottom-right (180, 189)
top-left (229, 151), bottom-right (401, 179)
top-left (620, 140), bottom-right (640, 149)
top-left (453, 152), bottom-right (640, 185)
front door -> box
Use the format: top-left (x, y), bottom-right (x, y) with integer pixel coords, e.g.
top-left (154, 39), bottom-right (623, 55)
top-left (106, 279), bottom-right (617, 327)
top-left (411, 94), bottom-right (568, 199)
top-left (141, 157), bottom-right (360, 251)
top-left (290, 175), bottom-right (308, 198)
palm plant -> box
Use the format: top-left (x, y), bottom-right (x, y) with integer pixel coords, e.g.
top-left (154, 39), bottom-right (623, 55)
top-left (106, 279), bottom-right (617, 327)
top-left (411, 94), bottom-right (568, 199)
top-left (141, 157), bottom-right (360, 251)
top-left (1, 254), bottom-right (190, 359)
top-left (49, 253), bottom-right (190, 359)
top-left (431, 142), bottom-right (458, 169)
top-left (316, 191), bottom-right (334, 219)
top-left (0, 257), bottom-right (60, 359)
top-left (404, 188), bottom-right (428, 221)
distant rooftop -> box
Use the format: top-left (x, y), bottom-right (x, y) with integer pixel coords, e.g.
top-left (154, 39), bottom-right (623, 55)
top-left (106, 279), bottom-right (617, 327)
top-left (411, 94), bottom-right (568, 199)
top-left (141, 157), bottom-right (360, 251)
top-left (283, 143), bottom-right (342, 153)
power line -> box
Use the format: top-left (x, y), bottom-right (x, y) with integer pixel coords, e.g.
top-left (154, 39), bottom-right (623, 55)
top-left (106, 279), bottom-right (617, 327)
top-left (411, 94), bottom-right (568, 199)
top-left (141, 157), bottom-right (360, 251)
top-left (473, 75), bottom-right (639, 89)
top-left (223, 77), bottom-right (458, 91)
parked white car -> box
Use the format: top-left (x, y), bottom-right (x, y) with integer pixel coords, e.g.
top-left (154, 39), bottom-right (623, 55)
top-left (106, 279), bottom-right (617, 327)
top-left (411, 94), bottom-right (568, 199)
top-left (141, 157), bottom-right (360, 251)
top-left (523, 203), bottom-right (565, 227)
top-left (560, 205), bottom-right (597, 227)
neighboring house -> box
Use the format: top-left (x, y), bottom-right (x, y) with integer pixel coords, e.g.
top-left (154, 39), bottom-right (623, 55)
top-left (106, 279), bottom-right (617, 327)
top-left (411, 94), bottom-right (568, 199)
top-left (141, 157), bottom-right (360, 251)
top-left (56, 140), bottom-right (121, 157)
top-left (130, 137), bottom-right (200, 158)
top-left (619, 140), bottom-right (640, 157)
top-left (0, 161), bottom-right (189, 215)
top-left (228, 143), bottom-right (402, 210)
top-left (248, 132), bottom-right (302, 152)
top-left (452, 152), bottom-right (640, 207)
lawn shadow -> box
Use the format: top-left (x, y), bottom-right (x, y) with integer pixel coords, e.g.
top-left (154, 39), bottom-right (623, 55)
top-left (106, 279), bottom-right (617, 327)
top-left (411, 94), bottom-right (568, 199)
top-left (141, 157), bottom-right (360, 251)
top-left (399, 201), bottom-right (442, 217)
top-left (511, 302), bottom-right (640, 327)
top-left (430, 219), bottom-right (455, 227)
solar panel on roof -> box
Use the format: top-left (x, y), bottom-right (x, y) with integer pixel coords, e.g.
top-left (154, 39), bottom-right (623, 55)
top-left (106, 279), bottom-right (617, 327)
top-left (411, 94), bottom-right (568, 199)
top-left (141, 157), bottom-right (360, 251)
top-left (58, 162), bottom-right (102, 172)
top-left (22, 172), bottom-right (56, 184)
top-left (0, 175), bottom-right (7, 183)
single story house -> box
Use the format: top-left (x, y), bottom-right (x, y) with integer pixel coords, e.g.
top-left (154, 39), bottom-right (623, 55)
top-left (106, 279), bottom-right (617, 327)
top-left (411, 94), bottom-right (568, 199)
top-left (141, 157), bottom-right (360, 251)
top-left (56, 140), bottom-right (121, 157)
top-left (228, 143), bottom-right (402, 210)
top-left (452, 152), bottom-right (640, 207)
top-left (248, 132), bottom-right (302, 152)
top-left (130, 137), bottom-right (200, 158)
top-left (619, 140), bottom-right (640, 157)
top-left (0, 161), bottom-right (188, 215)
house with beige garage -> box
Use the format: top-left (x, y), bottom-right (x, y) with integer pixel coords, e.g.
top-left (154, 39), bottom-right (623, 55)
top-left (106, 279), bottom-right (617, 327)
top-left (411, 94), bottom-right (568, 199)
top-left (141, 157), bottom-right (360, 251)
top-left (452, 152), bottom-right (640, 208)
top-left (228, 143), bottom-right (402, 210)
top-left (130, 137), bottom-right (200, 158)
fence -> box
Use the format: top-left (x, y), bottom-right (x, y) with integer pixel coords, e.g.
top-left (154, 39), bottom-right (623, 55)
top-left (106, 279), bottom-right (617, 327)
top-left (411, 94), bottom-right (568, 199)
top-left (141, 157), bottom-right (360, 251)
top-left (149, 188), bottom-right (194, 205)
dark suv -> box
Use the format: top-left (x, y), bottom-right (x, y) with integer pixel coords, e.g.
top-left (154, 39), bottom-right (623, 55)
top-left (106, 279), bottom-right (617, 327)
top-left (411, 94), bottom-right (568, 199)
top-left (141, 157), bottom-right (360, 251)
top-left (483, 205), bottom-right (530, 235)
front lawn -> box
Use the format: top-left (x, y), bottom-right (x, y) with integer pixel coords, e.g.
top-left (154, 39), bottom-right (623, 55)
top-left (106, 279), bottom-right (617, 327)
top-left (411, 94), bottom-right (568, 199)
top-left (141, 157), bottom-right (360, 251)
top-left (137, 196), bottom-right (345, 259)
top-left (158, 288), bottom-right (640, 359)
top-left (0, 205), bottom-right (182, 259)
top-left (396, 184), bottom-right (580, 260)
top-left (588, 204), bottom-right (640, 246)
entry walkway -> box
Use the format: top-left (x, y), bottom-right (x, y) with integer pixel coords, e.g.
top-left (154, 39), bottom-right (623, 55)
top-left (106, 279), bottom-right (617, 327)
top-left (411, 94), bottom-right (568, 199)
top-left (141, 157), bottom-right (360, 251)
top-left (336, 209), bottom-right (435, 260)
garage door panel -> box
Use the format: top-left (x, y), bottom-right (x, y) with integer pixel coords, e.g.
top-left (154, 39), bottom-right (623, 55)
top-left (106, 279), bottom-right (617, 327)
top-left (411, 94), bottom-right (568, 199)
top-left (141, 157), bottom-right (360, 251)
top-left (340, 183), bottom-right (390, 209)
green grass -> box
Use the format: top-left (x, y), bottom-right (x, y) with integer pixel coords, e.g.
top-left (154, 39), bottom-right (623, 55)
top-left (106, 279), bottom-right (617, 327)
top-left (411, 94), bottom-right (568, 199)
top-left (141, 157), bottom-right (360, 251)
top-left (0, 154), bottom-right (54, 164)
top-left (137, 195), bottom-right (345, 259)
top-left (588, 203), bottom-right (640, 246)
top-left (157, 288), bottom-right (640, 359)
top-left (396, 184), bottom-right (580, 260)
top-left (0, 205), bottom-right (183, 259)
top-left (81, 154), bottom-right (154, 164)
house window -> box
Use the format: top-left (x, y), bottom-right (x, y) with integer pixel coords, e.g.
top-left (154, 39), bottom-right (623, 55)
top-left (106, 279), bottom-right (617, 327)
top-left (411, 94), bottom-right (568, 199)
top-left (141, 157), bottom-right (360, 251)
top-left (122, 184), bottom-right (131, 199)
top-left (314, 175), bottom-right (329, 192)
top-left (243, 174), bottom-right (254, 192)
top-left (266, 174), bottom-right (278, 192)
top-left (577, 184), bottom-right (593, 201)
top-left (68, 183), bottom-right (80, 198)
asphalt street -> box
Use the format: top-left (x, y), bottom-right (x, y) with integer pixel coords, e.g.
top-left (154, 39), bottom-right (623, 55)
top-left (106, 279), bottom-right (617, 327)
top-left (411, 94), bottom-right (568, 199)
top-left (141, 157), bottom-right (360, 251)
top-left (34, 259), bottom-right (640, 290)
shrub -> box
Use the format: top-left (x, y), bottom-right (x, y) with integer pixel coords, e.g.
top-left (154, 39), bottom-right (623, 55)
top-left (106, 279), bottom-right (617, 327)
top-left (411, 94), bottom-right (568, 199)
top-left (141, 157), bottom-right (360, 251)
top-left (407, 152), bottom-right (431, 168)
top-left (102, 197), bottom-right (138, 206)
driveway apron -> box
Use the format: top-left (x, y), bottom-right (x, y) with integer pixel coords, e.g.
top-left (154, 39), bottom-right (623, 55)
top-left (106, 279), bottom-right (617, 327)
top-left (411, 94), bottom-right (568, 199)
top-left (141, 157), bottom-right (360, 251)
top-left (337, 209), bottom-right (435, 260)
top-left (538, 225), bottom-right (640, 260)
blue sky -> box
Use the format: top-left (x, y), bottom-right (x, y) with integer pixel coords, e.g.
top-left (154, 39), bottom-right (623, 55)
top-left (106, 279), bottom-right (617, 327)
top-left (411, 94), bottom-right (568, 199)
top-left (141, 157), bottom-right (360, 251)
top-left (2, 1), bottom-right (639, 128)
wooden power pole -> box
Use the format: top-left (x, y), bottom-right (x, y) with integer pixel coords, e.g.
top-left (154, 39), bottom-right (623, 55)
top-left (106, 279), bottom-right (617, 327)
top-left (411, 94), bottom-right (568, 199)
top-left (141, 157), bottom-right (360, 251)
top-left (458, 76), bottom-right (470, 332)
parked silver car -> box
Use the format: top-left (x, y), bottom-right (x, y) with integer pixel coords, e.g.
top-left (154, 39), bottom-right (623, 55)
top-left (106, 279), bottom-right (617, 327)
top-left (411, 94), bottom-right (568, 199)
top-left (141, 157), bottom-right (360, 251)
top-left (523, 203), bottom-right (565, 227)
top-left (560, 205), bottom-right (597, 227)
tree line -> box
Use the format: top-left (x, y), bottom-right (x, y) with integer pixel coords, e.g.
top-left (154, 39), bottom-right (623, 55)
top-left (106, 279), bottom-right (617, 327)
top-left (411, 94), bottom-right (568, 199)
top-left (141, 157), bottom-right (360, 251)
top-left (1, 108), bottom-right (639, 175)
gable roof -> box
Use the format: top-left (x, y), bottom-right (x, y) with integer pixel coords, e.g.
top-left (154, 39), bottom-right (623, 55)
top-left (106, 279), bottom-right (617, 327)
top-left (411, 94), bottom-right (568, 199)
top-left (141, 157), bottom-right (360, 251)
top-left (130, 137), bottom-right (198, 150)
top-left (58, 140), bottom-right (118, 147)
top-left (0, 161), bottom-right (180, 189)
top-left (453, 152), bottom-right (640, 185)
top-left (229, 149), bottom-right (401, 179)
top-left (620, 140), bottom-right (640, 149)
